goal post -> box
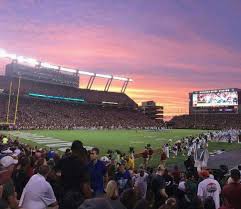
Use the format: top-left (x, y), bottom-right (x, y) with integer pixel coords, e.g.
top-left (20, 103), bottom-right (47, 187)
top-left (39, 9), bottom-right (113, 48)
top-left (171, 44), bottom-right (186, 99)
top-left (0, 77), bottom-right (21, 127)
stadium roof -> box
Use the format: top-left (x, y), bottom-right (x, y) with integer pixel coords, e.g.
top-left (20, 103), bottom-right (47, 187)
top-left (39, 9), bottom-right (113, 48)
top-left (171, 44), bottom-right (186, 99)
top-left (0, 48), bottom-right (133, 82)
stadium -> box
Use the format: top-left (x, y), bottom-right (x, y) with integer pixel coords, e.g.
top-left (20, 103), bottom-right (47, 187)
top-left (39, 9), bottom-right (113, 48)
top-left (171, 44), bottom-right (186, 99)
top-left (1, 50), bottom-right (241, 208)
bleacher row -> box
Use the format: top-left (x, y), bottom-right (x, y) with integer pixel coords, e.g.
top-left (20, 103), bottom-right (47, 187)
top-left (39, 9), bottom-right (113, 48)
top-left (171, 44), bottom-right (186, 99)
top-left (0, 76), bottom-right (137, 108)
top-left (170, 114), bottom-right (241, 129)
top-left (0, 75), bottom-right (162, 130)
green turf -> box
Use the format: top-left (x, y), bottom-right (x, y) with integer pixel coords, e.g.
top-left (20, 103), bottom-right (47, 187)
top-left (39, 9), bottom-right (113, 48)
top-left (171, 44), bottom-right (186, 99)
top-left (27, 129), bottom-right (207, 154)
top-left (4, 129), bottom-right (241, 168)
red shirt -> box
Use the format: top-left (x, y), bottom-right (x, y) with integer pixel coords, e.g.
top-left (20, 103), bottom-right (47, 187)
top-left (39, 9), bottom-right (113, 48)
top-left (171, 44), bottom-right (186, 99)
top-left (222, 182), bottom-right (241, 209)
top-left (148, 148), bottom-right (154, 156)
top-left (160, 152), bottom-right (167, 161)
top-left (142, 150), bottom-right (148, 158)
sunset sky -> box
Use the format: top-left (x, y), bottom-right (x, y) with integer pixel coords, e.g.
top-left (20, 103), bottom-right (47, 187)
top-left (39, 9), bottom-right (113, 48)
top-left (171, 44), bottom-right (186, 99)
top-left (0, 0), bottom-right (241, 118)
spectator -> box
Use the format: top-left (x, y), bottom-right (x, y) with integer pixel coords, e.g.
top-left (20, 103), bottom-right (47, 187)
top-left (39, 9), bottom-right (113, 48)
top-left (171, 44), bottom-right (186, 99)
top-left (204, 196), bottom-right (216, 209)
top-left (88, 147), bottom-right (107, 196)
top-left (172, 165), bottom-right (181, 185)
top-left (133, 166), bottom-right (149, 198)
top-left (151, 164), bottom-right (168, 209)
top-left (188, 196), bottom-right (204, 209)
top-left (185, 172), bottom-right (198, 203)
top-left (115, 161), bottom-right (132, 194)
top-left (222, 169), bottom-right (241, 209)
top-left (0, 156), bottom-right (18, 209)
top-left (105, 180), bottom-right (126, 209)
top-left (12, 156), bottom-right (31, 199)
top-left (120, 188), bottom-right (138, 209)
top-left (19, 165), bottom-right (58, 209)
top-left (55, 140), bottom-right (91, 209)
top-left (163, 169), bottom-right (174, 197)
top-left (78, 198), bottom-right (113, 209)
top-left (159, 198), bottom-right (177, 209)
top-left (197, 170), bottom-right (221, 209)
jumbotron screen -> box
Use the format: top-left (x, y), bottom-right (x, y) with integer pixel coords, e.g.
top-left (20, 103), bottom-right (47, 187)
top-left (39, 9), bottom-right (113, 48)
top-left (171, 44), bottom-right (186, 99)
top-left (192, 89), bottom-right (238, 107)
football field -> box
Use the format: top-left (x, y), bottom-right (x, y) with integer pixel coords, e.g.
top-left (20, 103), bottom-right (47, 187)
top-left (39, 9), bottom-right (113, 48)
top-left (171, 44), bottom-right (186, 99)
top-left (3, 129), bottom-right (241, 167)
top-left (6, 129), bottom-right (207, 154)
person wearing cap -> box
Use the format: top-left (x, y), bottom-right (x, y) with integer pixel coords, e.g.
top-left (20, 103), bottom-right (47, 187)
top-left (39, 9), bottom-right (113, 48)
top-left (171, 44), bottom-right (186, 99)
top-left (222, 169), bottom-right (241, 209)
top-left (197, 169), bottom-right (221, 209)
top-left (0, 156), bottom-right (19, 209)
top-left (151, 164), bottom-right (168, 209)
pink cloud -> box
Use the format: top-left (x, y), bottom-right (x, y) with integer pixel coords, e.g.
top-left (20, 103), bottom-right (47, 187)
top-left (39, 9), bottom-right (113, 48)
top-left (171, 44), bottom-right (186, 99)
top-left (1, 23), bottom-right (241, 117)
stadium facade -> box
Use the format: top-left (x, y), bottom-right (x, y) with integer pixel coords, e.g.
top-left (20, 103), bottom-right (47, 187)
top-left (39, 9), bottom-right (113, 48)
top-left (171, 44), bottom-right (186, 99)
top-left (0, 61), bottom-right (163, 129)
top-left (140, 101), bottom-right (164, 120)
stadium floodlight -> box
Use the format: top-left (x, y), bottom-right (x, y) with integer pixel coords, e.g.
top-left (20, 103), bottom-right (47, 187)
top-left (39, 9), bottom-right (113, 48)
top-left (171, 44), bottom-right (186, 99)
top-left (60, 67), bottom-right (77, 73)
top-left (40, 62), bottom-right (59, 70)
top-left (78, 70), bottom-right (95, 76)
top-left (16, 56), bottom-right (39, 66)
top-left (96, 73), bottom-right (112, 79)
top-left (8, 53), bottom-right (17, 60)
top-left (0, 48), bottom-right (7, 58)
top-left (113, 76), bottom-right (128, 81)
top-left (0, 48), bottom-right (133, 83)
top-left (25, 57), bottom-right (40, 66)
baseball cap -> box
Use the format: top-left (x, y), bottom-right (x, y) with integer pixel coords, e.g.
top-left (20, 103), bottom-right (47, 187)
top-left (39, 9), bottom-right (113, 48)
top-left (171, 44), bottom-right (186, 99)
top-left (0, 156), bottom-right (18, 168)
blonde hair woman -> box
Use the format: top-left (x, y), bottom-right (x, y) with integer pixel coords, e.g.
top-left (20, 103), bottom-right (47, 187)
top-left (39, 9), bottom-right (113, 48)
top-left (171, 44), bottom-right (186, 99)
top-left (106, 180), bottom-right (119, 200)
top-left (105, 180), bottom-right (126, 209)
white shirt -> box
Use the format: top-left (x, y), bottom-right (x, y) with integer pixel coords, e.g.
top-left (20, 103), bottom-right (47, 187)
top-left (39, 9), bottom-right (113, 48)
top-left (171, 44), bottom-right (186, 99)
top-left (133, 172), bottom-right (149, 198)
top-left (197, 178), bottom-right (221, 209)
top-left (19, 174), bottom-right (57, 209)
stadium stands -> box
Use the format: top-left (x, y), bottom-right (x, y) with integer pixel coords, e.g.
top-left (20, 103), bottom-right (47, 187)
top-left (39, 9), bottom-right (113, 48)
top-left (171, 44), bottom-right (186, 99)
top-left (0, 94), bottom-right (161, 129)
top-left (170, 114), bottom-right (241, 129)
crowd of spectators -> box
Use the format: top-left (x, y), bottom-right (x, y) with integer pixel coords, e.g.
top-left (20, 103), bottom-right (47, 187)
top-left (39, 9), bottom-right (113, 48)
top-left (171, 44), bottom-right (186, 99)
top-left (0, 76), bottom-right (137, 108)
top-left (0, 95), bottom-right (162, 130)
top-left (1, 134), bottom-right (241, 209)
top-left (170, 114), bottom-right (241, 129)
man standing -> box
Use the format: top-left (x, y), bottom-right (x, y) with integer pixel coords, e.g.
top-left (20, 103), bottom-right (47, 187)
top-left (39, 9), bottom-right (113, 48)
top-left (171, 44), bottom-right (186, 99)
top-left (197, 170), bottom-right (221, 209)
top-left (133, 166), bottom-right (149, 198)
top-left (19, 165), bottom-right (58, 209)
top-left (88, 148), bottom-right (107, 196)
top-left (115, 161), bottom-right (132, 194)
top-left (222, 169), bottom-right (241, 209)
top-left (56, 140), bottom-right (91, 208)
top-left (151, 165), bottom-right (168, 209)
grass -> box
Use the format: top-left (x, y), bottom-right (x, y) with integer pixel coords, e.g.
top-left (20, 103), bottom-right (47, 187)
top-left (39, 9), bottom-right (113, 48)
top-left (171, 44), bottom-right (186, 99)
top-left (3, 129), bottom-right (241, 168)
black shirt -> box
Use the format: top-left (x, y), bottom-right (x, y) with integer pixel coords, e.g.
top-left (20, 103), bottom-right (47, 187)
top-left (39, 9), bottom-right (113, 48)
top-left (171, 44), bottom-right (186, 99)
top-left (164, 174), bottom-right (174, 196)
top-left (56, 155), bottom-right (90, 191)
top-left (151, 174), bottom-right (166, 201)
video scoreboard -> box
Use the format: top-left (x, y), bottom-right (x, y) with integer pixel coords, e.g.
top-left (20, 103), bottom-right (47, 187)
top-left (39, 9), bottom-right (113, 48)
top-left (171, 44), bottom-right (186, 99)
top-left (189, 88), bottom-right (241, 114)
